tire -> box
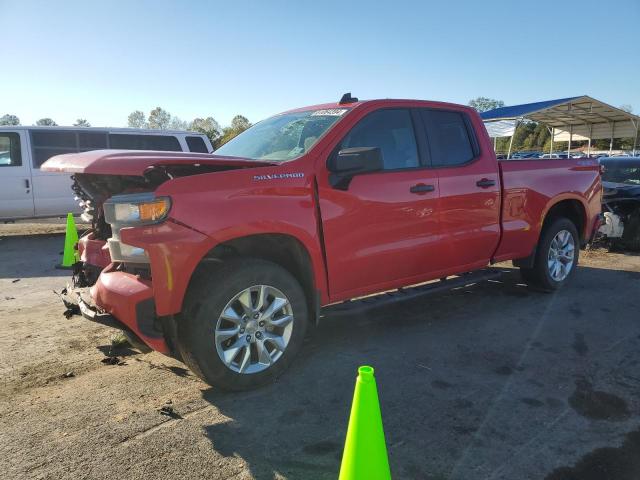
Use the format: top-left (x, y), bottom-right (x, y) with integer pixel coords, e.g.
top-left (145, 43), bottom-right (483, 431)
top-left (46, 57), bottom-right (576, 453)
top-left (520, 217), bottom-right (580, 292)
top-left (621, 210), bottom-right (640, 251)
top-left (177, 258), bottom-right (309, 391)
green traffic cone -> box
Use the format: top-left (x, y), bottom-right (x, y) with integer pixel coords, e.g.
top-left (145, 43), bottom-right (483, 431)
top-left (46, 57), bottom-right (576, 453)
top-left (339, 366), bottom-right (391, 480)
top-left (59, 213), bottom-right (79, 269)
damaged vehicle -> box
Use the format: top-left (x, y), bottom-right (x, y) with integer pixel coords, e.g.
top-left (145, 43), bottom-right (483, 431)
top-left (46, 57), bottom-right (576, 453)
top-left (598, 157), bottom-right (640, 250)
top-left (42, 95), bottom-right (602, 390)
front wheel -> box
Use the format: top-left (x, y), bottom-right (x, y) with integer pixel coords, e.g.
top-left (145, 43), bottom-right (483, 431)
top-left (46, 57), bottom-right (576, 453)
top-left (178, 258), bottom-right (309, 391)
top-left (520, 217), bottom-right (580, 292)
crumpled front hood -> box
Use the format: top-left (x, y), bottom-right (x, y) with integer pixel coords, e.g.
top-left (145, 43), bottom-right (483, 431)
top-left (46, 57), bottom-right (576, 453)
top-left (41, 149), bottom-right (273, 176)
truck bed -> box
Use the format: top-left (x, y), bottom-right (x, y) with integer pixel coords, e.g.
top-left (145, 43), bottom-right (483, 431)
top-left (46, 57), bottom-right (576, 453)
top-left (493, 158), bottom-right (601, 263)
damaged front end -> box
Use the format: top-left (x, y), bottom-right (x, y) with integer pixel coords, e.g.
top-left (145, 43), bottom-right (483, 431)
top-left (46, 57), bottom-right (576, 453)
top-left (70, 163), bottom-right (225, 287)
top-left (71, 173), bottom-right (144, 287)
top-left (62, 173), bottom-right (175, 354)
top-left (43, 151), bottom-right (269, 356)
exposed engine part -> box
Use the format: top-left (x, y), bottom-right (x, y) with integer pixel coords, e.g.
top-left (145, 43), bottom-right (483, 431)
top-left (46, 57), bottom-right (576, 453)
top-left (599, 212), bottom-right (624, 238)
top-left (72, 260), bottom-right (102, 288)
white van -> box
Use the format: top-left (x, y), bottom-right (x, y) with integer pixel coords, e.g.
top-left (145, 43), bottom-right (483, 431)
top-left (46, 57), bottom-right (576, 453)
top-left (0, 127), bottom-right (212, 221)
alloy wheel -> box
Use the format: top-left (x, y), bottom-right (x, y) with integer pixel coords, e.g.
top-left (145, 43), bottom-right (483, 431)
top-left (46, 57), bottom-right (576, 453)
top-left (214, 285), bottom-right (294, 374)
top-left (547, 229), bottom-right (575, 281)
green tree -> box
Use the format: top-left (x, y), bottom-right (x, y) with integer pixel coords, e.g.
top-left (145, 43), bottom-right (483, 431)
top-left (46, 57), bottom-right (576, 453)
top-left (148, 107), bottom-right (171, 129)
top-left (230, 115), bottom-right (251, 131)
top-left (169, 117), bottom-right (189, 130)
top-left (36, 118), bottom-right (57, 126)
top-left (468, 97), bottom-right (505, 113)
top-left (127, 110), bottom-right (147, 128)
top-left (218, 115), bottom-right (252, 147)
top-left (74, 118), bottom-right (91, 127)
top-left (189, 117), bottom-right (221, 144)
top-left (0, 114), bottom-right (20, 126)
top-left (511, 121), bottom-right (535, 150)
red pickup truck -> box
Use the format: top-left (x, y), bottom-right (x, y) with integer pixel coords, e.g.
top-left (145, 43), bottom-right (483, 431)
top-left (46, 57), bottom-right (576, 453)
top-left (43, 95), bottom-right (602, 390)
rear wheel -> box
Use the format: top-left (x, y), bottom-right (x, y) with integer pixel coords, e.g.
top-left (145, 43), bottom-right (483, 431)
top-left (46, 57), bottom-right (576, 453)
top-left (621, 210), bottom-right (640, 250)
top-left (177, 258), bottom-right (308, 391)
top-left (520, 217), bottom-right (579, 291)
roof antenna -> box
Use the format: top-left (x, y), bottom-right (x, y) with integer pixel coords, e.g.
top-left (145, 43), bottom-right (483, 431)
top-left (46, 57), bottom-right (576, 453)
top-left (339, 92), bottom-right (358, 104)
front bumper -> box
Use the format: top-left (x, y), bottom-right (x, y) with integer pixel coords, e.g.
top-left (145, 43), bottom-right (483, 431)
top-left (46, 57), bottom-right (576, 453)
top-left (89, 265), bottom-right (170, 354)
top-left (71, 219), bottom-right (212, 354)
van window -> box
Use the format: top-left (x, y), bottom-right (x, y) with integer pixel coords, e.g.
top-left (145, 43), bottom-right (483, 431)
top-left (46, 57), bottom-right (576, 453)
top-left (79, 132), bottom-right (108, 150)
top-left (109, 134), bottom-right (181, 151)
top-left (0, 133), bottom-right (22, 167)
top-left (420, 110), bottom-right (475, 167)
top-left (186, 136), bottom-right (209, 153)
top-left (31, 130), bottom-right (79, 167)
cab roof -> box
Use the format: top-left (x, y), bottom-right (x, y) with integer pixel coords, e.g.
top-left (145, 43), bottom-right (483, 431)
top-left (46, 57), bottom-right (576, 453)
top-left (282, 98), bottom-right (475, 115)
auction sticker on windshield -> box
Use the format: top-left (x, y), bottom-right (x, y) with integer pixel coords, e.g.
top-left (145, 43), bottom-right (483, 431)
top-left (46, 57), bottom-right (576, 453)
top-left (311, 109), bottom-right (348, 116)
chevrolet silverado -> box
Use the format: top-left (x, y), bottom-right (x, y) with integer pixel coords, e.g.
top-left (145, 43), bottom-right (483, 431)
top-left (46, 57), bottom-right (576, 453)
top-left (43, 95), bottom-right (602, 390)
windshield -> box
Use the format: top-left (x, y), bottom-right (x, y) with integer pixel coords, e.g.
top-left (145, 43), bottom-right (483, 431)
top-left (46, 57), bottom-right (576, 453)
top-left (602, 162), bottom-right (640, 185)
top-left (214, 108), bottom-right (349, 161)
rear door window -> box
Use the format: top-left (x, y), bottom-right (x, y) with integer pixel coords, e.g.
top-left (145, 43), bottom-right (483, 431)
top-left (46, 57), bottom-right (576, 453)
top-left (186, 136), bottom-right (209, 153)
top-left (420, 110), bottom-right (476, 167)
top-left (108, 134), bottom-right (181, 151)
top-left (0, 133), bottom-right (22, 166)
top-left (30, 130), bottom-right (79, 167)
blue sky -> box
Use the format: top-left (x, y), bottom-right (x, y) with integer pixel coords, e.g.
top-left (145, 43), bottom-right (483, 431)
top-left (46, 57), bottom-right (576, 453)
top-left (2, 0), bottom-right (638, 127)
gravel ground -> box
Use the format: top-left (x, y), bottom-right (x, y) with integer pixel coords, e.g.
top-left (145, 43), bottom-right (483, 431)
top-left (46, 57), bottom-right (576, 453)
top-left (0, 217), bottom-right (90, 237)
top-left (1, 233), bottom-right (639, 480)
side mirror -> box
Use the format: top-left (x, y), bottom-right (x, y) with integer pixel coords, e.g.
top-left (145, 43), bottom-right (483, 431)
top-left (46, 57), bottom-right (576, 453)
top-left (328, 147), bottom-right (383, 190)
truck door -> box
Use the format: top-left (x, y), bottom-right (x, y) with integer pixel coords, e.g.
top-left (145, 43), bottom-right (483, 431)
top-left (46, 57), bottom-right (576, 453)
top-left (317, 108), bottom-right (443, 299)
top-left (418, 108), bottom-right (500, 270)
top-left (0, 131), bottom-right (34, 219)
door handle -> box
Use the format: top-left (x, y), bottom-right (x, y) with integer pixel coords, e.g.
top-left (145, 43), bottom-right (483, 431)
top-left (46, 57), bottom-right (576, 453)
top-left (476, 178), bottom-right (496, 188)
top-left (410, 184), bottom-right (435, 194)
top-left (24, 179), bottom-right (30, 191)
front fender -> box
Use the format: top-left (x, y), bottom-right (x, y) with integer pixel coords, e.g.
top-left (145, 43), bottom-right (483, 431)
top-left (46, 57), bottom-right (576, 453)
top-left (151, 164), bottom-right (328, 308)
top-left (120, 220), bottom-right (215, 316)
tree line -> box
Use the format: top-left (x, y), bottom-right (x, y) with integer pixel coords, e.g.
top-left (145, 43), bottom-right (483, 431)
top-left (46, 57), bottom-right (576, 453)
top-left (468, 97), bottom-right (636, 153)
top-left (0, 107), bottom-right (253, 149)
top-left (3, 99), bottom-right (635, 153)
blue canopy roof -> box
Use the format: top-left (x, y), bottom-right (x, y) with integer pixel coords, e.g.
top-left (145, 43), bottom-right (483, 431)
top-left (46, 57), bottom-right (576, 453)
top-left (480, 96), bottom-right (583, 121)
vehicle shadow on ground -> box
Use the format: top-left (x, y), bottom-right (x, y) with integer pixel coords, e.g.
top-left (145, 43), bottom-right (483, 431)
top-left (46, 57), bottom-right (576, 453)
top-left (0, 235), bottom-right (70, 279)
top-left (197, 265), bottom-right (640, 479)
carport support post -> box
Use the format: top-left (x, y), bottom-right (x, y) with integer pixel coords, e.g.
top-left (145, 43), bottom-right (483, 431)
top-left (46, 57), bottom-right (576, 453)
top-left (567, 124), bottom-right (573, 157)
top-left (587, 124), bottom-right (593, 156)
top-left (633, 120), bottom-right (638, 156)
top-left (609, 122), bottom-right (615, 155)
top-left (550, 127), bottom-right (554, 155)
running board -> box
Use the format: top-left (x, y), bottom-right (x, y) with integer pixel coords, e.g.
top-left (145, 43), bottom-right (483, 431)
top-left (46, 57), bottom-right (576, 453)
top-left (322, 268), bottom-right (504, 317)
